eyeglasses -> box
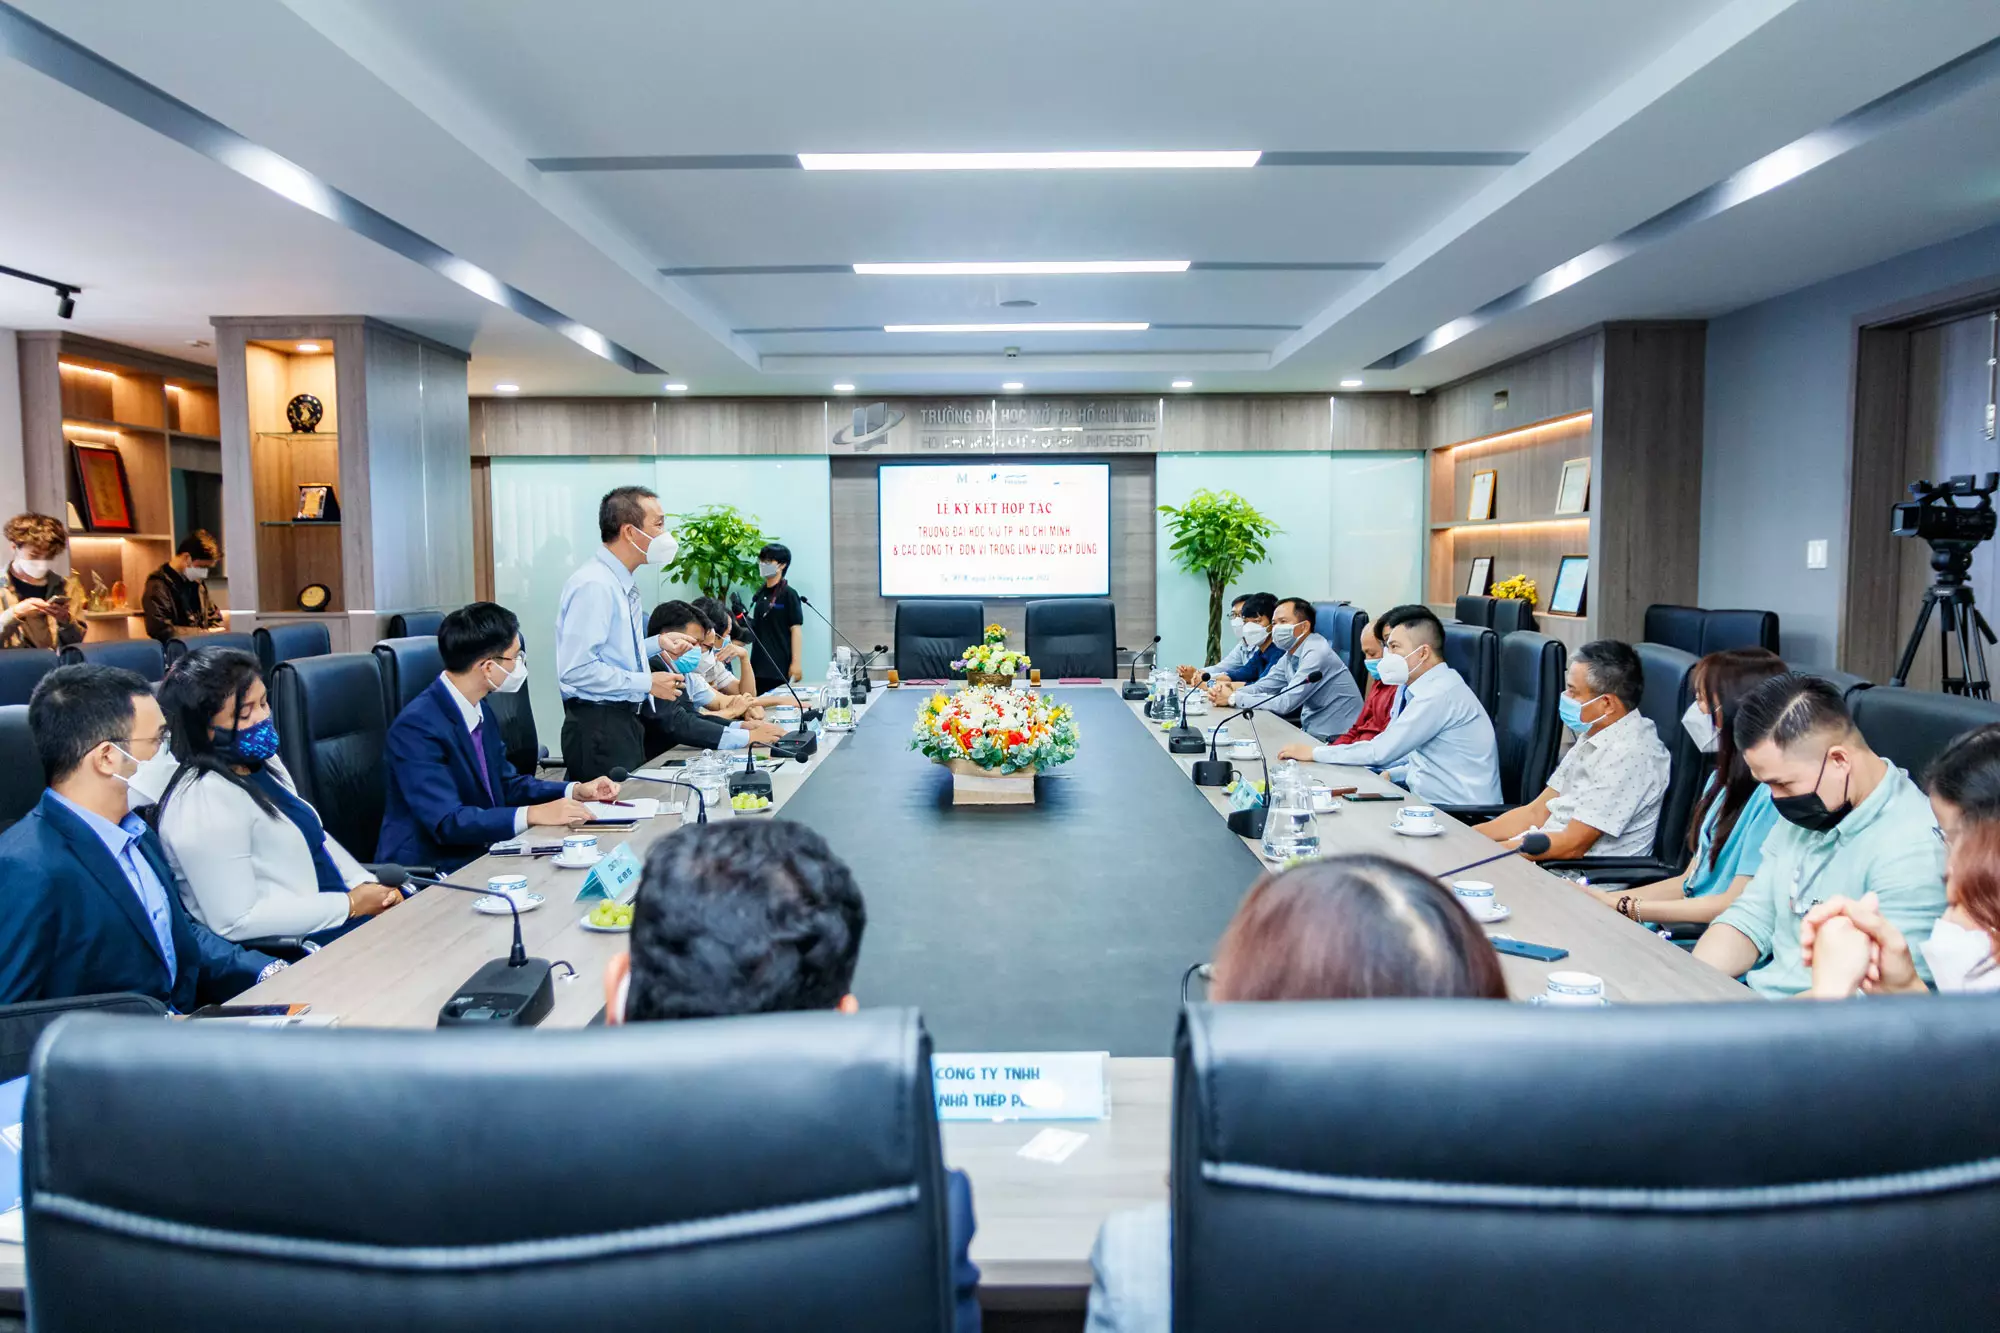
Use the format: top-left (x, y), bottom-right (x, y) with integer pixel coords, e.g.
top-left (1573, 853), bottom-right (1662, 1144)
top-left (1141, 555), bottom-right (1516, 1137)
top-left (114, 729), bottom-right (171, 751)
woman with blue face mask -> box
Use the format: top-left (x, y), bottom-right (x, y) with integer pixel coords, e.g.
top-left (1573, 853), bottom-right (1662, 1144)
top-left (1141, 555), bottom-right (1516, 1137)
top-left (154, 647), bottom-right (402, 944)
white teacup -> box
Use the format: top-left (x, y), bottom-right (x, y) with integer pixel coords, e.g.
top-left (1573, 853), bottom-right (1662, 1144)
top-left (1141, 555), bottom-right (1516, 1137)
top-left (1452, 880), bottom-right (1497, 918)
top-left (1396, 805), bottom-right (1439, 830)
top-left (1229, 738), bottom-right (1260, 759)
top-left (560, 834), bottom-right (600, 864)
top-left (1544, 970), bottom-right (1606, 1005)
top-left (486, 873), bottom-right (529, 903)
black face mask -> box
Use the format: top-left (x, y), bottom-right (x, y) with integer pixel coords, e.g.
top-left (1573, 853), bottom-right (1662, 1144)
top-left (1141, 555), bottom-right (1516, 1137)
top-left (1771, 749), bottom-right (1852, 832)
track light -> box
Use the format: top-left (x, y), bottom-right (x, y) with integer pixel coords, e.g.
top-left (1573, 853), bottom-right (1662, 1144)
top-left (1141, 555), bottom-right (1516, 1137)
top-left (1, 263), bottom-right (81, 320)
top-left (56, 289), bottom-right (75, 319)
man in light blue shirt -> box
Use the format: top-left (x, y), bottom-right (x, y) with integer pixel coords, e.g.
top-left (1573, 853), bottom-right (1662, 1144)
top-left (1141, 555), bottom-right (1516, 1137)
top-left (554, 486), bottom-right (693, 782)
top-left (1231, 598), bottom-right (1364, 741)
top-left (1278, 603), bottom-right (1501, 806)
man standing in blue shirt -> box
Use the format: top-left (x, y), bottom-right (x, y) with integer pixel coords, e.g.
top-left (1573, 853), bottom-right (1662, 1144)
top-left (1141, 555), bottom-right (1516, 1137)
top-left (555, 486), bottom-right (699, 782)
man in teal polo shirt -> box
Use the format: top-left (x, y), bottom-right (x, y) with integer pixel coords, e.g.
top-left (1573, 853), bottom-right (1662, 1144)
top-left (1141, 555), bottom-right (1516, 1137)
top-left (1694, 673), bottom-right (1944, 997)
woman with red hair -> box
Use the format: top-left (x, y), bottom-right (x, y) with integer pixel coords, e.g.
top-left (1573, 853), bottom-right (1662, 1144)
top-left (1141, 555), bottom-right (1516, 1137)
top-left (1803, 723), bottom-right (2000, 996)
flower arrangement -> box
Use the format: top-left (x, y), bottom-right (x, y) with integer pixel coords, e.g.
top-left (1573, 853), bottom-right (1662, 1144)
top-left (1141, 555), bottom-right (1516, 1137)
top-left (910, 686), bottom-right (1079, 775)
top-left (954, 623), bottom-right (1030, 679)
top-left (1490, 573), bottom-right (1539, 608)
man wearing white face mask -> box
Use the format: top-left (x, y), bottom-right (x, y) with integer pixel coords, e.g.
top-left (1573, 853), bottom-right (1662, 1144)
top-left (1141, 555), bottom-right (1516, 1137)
top-left (381, 602), bottom-right (621, 872)
top-left (0, 512), bottom-right (86, 650)
top-left (1179, 593), bottom-right (1266, 687)
top-left (141, 529), bottom-right (226, 641)
top-left (555, 486), bottom-right (696, 782)
top-left (1230, 597), bottom-right (1363, 740)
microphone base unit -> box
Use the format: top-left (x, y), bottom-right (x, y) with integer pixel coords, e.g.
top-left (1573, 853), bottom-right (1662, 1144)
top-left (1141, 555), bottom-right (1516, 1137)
top-left (1192, 758), bottom-right (1235, 787)
top-left (1166, 727), bottom-right (1206, 754)
top-left (436, 957), bottom-right (555, 1027)
top-left (1121, 680), bottom-right (1151, 700)
top-left (770, 728), bottom-right (819, 761)
top-left (728, 769), bottom-right (774, 799)
top-left (1225, 807), bottom-right (1267, 839)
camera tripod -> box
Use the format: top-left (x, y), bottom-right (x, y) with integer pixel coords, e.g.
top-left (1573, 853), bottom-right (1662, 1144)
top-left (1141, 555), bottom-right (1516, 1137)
top-left (1891, 546), bottom-right (1995, 698)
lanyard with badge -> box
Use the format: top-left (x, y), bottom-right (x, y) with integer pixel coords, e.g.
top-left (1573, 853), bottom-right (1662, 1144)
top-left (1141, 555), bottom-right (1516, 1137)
top-left (1787, 843), bottom-right (1838, 916)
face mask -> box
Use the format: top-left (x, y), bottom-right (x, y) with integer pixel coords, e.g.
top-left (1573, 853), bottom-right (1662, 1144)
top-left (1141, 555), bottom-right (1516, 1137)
top-left (1559, 692), bottom-right (1607, 737)
top-left (1270, 621), bottom-right (1298, 650)
top-left (13, 557), bottom-right (54, 580)
top-left (672, 648), bottom-right (702, 674)
top-left (1771, 750), bottom-right (1853, 833)
top-left (186, 565), bottom-right (211, 582)
top-left (486, 657), bottom-right (528, 694)
top-left (1377, 651), bottom-right (1415, 687)
top-left (1920, 917), bottom-right (1999, 992)
top-left (112, 743), bottom-right (178, 808)
top-left (1682, 701), bottom-right (1719, 752)
top-left (216, 717), bottom-right (281, 765)
top-left (758, 560), bottom-right (782, 580)
top-left (1240, 622), bottom-right (1268, 647)
top-left (630, 528), bottom-right (677, 568)
top-left (1228, 616), bottom-right (1244, 638)
top-left (1364, 657), bottom-right (1382, 681)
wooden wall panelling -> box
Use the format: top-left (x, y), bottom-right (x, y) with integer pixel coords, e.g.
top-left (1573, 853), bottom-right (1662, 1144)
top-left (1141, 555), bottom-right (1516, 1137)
top-left (213, 330), bottom-right (257, 616)
top-left (1425, 333), bottom-right (1599, 450)
top-left (16, 333), bottom-right (64, 517)
top-left (471, 397), bottom-right (655, 457)
top-left (1328, 392), bottom-right (1428, 451)
top-left (471, 458), bottom-right (495, 603)
top-left (1443, 416), bottom-right (1593, 525)
top-left (1593, 323), bottom-right (1706, 645)
top-left (1158, 395), bottom-right (1327, 452)
top-left (362, 328), bottom-right (428, 616)
top-left (418, 339), bottom-right (476, 614)
top-left (169, 384), bottom-right (221, 436)
top-left (331, 322), bottom-right (372, 618)
top-left (657, 399), bottom-right (826, 455)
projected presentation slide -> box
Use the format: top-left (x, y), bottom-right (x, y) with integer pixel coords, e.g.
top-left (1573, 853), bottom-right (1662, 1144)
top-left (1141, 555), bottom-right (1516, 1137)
top-left (878, 462), bottom-right (1112, 598)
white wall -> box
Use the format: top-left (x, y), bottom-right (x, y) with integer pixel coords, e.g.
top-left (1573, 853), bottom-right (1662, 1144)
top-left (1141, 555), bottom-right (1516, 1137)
top-left (0, 330), bottom-right (24, 518)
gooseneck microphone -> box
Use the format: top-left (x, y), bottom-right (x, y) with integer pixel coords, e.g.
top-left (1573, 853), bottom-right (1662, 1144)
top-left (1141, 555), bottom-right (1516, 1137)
top-left (607, 766), bottom-right (706, 824)
top-left (797, 592), bottom-right (884, 702)
top-left (377, 866), bottom-right (555, 1027)
top-left (1437, 834), bottom-right (1552, 878)
top-left (1123, 635), bottom-right (1162, 699)
top-left (1195, 669), bottom-right (1324, 789)
top-left (738, 602), bottom-right (821, 759)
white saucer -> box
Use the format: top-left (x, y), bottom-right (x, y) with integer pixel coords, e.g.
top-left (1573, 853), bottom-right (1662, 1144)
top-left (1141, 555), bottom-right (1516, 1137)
top-left (1390, 822), bottom-right (1444, 838)
top-left (1310, 799), bottom-right (1342, 814)
top-left (578, 912), bottom-right (630, 934)
top-left (552, 854), bottom-right (602, 870)
top-left (473, 892), bottom-right (544, 915)
top-left (1465, 904), bottom-right (1511, 924)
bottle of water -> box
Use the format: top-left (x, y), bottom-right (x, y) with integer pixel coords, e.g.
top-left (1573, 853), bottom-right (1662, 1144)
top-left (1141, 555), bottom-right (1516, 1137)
top-left (824, 658), bottom-right (854, 730)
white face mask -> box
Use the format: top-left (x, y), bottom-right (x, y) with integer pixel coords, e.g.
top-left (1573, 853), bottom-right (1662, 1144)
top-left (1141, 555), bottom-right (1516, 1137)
top-left (113, 742), bottom-right (179, 808)
top-left (1377, 651), bottom-right (1413, 687)
top-left (630, 527), bottom-right (678, 568)
top-left (758, 560), bottom-right (782, 580)
top-left (1270, 621), bottom-right (1299, 650)
top-left (1240, 622), bottom-right (1268, 647)
top-left (1682, 701), bottom-right (1719, 753)
top-left (486, 656), bottom-right (529, 694)
top-left (1228, 615), bottom-right (1244, 638)
top-left (1920, 917), bottom-right (1999, 992)
top-left (186, 565), bottom-right (212, 582)
top-left (13, 556), bottom-right (55, 580)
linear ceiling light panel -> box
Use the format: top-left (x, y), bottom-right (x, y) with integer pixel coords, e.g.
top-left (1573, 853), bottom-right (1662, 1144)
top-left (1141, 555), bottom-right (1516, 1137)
top-left (883, 322), bottom-right (1150, 334)
top-left (800, 151), bottom-right (1260, 171)
top-left (854, 260), bottom-right (1191, 276)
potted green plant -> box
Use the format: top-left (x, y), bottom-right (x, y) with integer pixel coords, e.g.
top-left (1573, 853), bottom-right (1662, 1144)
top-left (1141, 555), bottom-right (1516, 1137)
top-left (1158, 489), bottom-right (1281, 666)
top-left (663, 503), bottom-right (771, 599)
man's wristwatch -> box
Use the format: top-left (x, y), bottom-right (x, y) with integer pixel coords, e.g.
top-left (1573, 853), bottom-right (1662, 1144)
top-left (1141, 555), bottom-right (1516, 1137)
top-left (256, 959), bottom-right (289, 984)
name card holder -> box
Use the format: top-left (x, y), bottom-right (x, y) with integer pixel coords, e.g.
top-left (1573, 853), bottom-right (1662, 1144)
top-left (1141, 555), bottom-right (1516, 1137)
top-left (575, 843), bottom-right (642, 903)
top-left (931, 1051), bottom-right (1109, 1122)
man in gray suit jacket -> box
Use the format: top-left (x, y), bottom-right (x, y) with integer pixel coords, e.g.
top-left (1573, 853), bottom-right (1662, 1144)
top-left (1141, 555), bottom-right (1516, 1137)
top-left (1228, 597), bottom-right (1364, 741)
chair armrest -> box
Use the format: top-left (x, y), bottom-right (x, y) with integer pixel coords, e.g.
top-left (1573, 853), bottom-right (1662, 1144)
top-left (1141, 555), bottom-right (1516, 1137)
top-left (1435, 803), bottom-right (1514, 823)
top-left (236, 935), bottom-right (313, 961)
top-left (1536, 856), bottom-right (1678, 886)
top-left (363, 863), bottom-right (438, 882)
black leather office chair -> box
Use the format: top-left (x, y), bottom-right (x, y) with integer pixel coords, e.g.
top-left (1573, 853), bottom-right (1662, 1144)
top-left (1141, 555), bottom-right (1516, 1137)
top-left (893, 600), bottom-right (984, 680)
top-left (0, 992), bottom-right (164, 1083)
top-left (1489, 597), bottom-right (1537, 635)
top-left (1795, 664), bottom-right (1873, 704)
top-left (59, 638), bottom-right (167, 683)
top-left (485, 680), bottom-right (548, 777)
top-left (1543, 641), bottom-right (1702, 885)
top-left (1435, 632), bottom-right (1564, 823)
top-left (1699, 608), bottom-right (1781, 655)
top-left (253, 621), bottom-right (332, 677)
top-left (0, 705), bottom-right (40, 834)
top-left (1852, 686), bottom-right (2000, 787)
top-left (1314, 603), bottom-right (1368, 691)
top-left (1642, 603), bottom-right (1706, 655)
top-left (387, 610), bottom-right (446, 638)
top-left (1171, 999), bottom-right (2000, 1332)
top-left (164, 631), bottom-right (257, 668)
top-left (1023, 599), bottom-right (1117, 678)
top-left (1453, 594), bottom-right (1494, 626)
top-left (0, 647), bottom-right (58, 707)
top-left (1440, 622), bottom-right (1499, 717)
top-left (270, 653), bottom-right (389, 859)
top-left (27, 1007), bottom-right (959, 1333)
top-left (372, 635), bottom-right (445, 721)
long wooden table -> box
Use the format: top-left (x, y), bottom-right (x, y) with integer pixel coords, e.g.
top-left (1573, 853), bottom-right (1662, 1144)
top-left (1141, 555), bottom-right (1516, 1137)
top-left (34, 683), bottom-right (1740, 1316)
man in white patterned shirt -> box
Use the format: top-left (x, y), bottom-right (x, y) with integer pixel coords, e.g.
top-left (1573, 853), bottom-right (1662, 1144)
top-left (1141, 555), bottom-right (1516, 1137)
top-left (1477, 639), bottom-right (1670, 860)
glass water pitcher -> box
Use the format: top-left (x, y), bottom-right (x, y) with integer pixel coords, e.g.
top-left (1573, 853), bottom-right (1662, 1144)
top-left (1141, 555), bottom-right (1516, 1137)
top-left (1261, 759), bottom-right (1322, 863)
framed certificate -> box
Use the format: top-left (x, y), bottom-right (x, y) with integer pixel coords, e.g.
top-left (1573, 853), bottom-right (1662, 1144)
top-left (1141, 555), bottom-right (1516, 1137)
top-left (1465, 555), bottom-right (1494, 596)
top-left (295, 484), bottom-right (341, 522)
top-left (71, 442), bottom-right (136, 533)
top-left (1555, 457), bottom-right (1592, 515)
top-left (1468, 469), bottom-right (1497, 522)
top-left (1550, 555), bottom-right (1590, 616)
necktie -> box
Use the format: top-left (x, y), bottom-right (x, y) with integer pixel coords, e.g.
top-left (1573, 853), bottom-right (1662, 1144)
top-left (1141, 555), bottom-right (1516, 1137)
top-left (469, 720), bottom-right (497, 802)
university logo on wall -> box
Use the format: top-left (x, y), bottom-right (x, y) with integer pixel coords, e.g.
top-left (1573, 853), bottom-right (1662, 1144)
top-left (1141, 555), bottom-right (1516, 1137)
top-left (830, 401), bottom-right (905, 451)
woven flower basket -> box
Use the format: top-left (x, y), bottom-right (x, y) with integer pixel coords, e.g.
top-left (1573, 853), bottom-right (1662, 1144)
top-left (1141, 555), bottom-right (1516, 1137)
top-left (964, 669), bottom-right (1016, 690)
top-left (942, 757), bottom-right (1036, 805)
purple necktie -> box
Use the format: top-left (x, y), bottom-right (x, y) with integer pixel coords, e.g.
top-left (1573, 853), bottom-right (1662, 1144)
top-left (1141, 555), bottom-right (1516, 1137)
top-left (469, 720), bottom-right (497, 802)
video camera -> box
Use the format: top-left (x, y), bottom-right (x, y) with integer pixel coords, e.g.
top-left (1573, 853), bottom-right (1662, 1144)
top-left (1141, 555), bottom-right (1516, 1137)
top-left (1892, 474), bottom-right (1999, 550)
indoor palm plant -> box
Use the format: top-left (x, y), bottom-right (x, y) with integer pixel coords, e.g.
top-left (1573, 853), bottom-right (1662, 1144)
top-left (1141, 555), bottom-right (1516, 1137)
top-left (664, 503), bottom-right (771, 599)
top-left (1158, 489), bottom-right (1281, 665)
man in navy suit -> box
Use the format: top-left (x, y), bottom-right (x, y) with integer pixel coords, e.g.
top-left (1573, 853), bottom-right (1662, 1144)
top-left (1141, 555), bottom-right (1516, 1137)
top-left (378, 602), bottom-right (623, 873)
top-left (0, 665), bottom-right (279, 1008)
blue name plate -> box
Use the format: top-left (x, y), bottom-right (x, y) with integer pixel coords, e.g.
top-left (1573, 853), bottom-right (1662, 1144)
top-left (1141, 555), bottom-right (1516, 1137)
top-left (931, 1051), bottom-right (1109, 1121)
top-left (576, 842), bottom-right (642, 903)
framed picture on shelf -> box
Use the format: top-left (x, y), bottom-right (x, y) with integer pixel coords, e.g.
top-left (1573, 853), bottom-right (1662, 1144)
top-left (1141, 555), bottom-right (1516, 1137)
top-left (1550, 555), bottom-right (1590, 616)
top-left (294, 484), bottom-right (341, 522)
top-left (1555, 457), bottom-right (1592, 515)
top-left (70, 442), bottom-right (137, 533)
top-left (1465, 555), bottom-right (1494, 596)
top-left (1468, 469), bottom-right (1497, 522)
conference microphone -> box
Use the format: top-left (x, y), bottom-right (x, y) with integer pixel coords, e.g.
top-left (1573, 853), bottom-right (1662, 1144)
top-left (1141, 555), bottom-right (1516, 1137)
top-left (1167, 678), bottom-right (1207, 754)
top-left (376, 866), bottom-right (556, 1028)
top-left (1194, 669), bottom-right (1323, 791)
top-left (1209, 670), bottom-right (1326, 837)
top-left (607, 766), bottom-right (706, 824)
top-left (1437, 834), bottom-right (1552, 879)
top-left (797, 593), bottom-right (883, 703)
top-left (1123, 634), bottom-right (1162, 699)
top-left (742, 604), bottom-right (822, 759)
top-left (728, 742), bottom-right (775, 800)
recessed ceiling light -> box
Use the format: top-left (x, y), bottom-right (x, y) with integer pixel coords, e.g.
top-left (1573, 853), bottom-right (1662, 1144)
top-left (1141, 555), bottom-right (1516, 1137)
top-left (885, 322), bottom-right (1148, 334)
top-left (832, 383), bottom-right (856, 392)
top-left (664, 382), bottom-right (688, 392)
top-left (800, 151), bottom-right (1260, 171)
top-left (295, 342), bottom-right (322, 353)
top-left (1340, 378), bottom-right (1365, 388)
top-left (854, 260), bottom-right (1189, 276)
top-left (1172, 380), bottom-right (1194, 389)
top-left (1001, 382), bottom-right (1025, 392)
top-left (494, 383), bottom-right (520, 393)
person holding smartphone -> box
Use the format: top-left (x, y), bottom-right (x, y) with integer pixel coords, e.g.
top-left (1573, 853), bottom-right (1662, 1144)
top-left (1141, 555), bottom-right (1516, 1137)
top-left (0, 513), bottom-right (86, 650)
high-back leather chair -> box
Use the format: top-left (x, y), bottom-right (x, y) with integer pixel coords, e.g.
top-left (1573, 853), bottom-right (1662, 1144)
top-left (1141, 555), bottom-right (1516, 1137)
top-left (0, 647), bottom-right (59, 706)
top-left (27, 1008), bottom-right (959, 1333)
top-left (1489, 598), bottom-right (1537, 635)
top-left (372, 635), bottom-right (445, 721)
top-left (1795, 664), bottom-right (1872, 704)
top-left (1314, 603), bottom-right (1368, 691)
top-left (0, 705), bottom-right (40, 834)
top-left (269, 653), bottom-right (388, 858)
top-left (1171, 999), bottom-right (2000, 1332)
top-left (164, 632), bottom-right (257, 668)
top-left (1453, 594), bottom-right (1494, 626)
top-left (1024, 600), bottom-right (1117, 678)
top-left (386, 610), bottom-right (446, 639)
top-left (253, 622), bottom-right (332, 677)
top-left (1852, 687), bottom-right (2000, 786)
top-left (485, 680), bottom-right (545, 778)
top-left (1699, 608), bottom-right (1781, 656)
top-left (1494, 632), bottom-right (1564, 805)
top-left (893, 600), bottom-right (984, 681)
top-left (1440, 623), bottom-right (1499, 717)
top-left (60, 638), bottom-right (166, 683)
top-left (0, 992), bottom-right (164, 1083)
top-left (1642, 603), bottom-right (1706, 656)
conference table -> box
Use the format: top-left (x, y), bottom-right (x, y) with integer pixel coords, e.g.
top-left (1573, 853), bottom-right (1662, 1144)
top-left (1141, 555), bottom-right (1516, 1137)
top-left (23, 680), bottom-right (1747, 1317)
